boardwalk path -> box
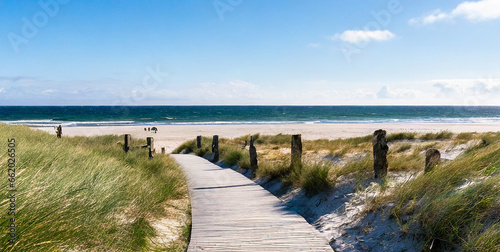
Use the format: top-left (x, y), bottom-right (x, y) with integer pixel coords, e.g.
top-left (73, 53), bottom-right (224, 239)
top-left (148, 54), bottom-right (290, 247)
top-left (171, 154), bottom-right (333, 251)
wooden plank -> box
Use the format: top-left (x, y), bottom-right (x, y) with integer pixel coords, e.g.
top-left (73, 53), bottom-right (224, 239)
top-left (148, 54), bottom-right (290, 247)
top-left (171, 154), bottom-right (332, 251)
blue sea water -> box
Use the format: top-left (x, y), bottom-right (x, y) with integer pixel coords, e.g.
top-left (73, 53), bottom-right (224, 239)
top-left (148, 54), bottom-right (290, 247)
top-left (1, 106), bottom-right (500, 127)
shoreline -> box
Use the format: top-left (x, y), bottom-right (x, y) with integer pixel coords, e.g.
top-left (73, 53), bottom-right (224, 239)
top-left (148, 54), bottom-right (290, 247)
top-left (34, 122), bottom-right (500, 154)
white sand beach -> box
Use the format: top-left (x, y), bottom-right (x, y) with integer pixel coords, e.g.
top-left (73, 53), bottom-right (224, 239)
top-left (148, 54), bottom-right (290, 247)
top-left (35, 123), bottom-right (500, 153)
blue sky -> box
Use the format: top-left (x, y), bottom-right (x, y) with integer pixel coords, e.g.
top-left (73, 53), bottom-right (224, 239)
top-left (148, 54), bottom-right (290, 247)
top-left (1, 0), bottom-right (500, 105)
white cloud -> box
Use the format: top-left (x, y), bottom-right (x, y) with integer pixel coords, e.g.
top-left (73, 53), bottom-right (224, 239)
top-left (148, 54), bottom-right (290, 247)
top-left (429, 78), bottom-right (500, 105)
top-left (409, 0), bottom-right (500, 25)
top-left (377, 85), bottom-right (419, 99)
top-left (41, 89), bottom-right (57, 94)
top-left (333, 30), bottom-right (395, 44)
top-left (453, 0), bottom-right (500, 21)
top-left (432, 78), bottom-right (500, 95)
top-left (409, 9), bottom-right (450, 25)
top-left (2, 75), bottom-right (500, 105)
top-left (42, 78), bottom-right (500, 105)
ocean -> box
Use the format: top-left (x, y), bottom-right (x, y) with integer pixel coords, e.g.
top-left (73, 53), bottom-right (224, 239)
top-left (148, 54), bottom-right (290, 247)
top-left (1, 106), bottom-right (500, 127)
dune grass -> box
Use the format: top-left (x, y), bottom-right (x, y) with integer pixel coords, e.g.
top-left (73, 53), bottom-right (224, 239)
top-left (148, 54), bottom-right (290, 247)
top-left (0, 124), bottom-right (190, 251)
top-left (392, 132), bottom-right (500, 251)
top-left (387, 132), bottom-right (417, 142)
top-left (300, 162), bottom-right (332, 196)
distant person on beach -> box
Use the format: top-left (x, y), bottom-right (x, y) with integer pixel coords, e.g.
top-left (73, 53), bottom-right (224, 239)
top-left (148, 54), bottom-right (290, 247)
top-left (151, 127), bottom-right (158, 133)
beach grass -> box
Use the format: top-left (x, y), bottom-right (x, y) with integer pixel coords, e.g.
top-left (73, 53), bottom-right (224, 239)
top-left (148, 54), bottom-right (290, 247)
top-left (0, 124), bottom-right (190, 251)
top-left (392, 132), bottom-right (500, 251)
top-left (174, 131), bottom-right (499, 250)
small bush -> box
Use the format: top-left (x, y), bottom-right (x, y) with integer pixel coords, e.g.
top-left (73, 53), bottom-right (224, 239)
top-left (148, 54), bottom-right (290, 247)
top-left (345, 134), bottom-right (373, 145)
top-left (173, 136), bottom-right (213, 156)
top-left (418, 177), bottom-right (499, 250)
top-left (238, 154), bottom-right (251, 170)
top-left (463, 222), bottom-right (500, 252)
top-left (393, 143), bottom-right (412, 153)
top-left (255, 133), bottom-right (291, 145)
top-left (257, 158), bottom-right (292, 180)
top-left (419, 131), bottom-right (453, 140)
top-left (480, 133), bottom-right (500, 146)
top-left (194, 146), bottom-right (211, 157)
top-left (388, 152), bottom-right (424, 172)
top-left (301, 163), bottom-right (332, 196)
top-left (336, 154), bottom-right (373, 177)
top-left (387, 132), bottom-right (417, 142)
top-left (172, 140), bottom-right (196, 154)
top-left (223, 148), bottom-right (246, 166)
top-left (456, 132), bottom-right (474, 141)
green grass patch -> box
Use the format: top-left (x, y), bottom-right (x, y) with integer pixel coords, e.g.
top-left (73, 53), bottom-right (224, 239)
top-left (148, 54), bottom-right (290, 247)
top-left (336, 154), bottom-right (373, 178)
top-left (418, 131), bottom-right (454, 140)
top-left (456, 132), bottom-right (474, 142)
top-left (0, 124), bottom-right (189, 251)
top-left (387, 132), bottom-right (417, 142)
top-left (388, 152), bottom-right (424, 172)
top-left (392, 132), bottom-right (500, 250)
top-left (256, 156), bottom-right (292, 181)
top-left (172, 136), bottom-right (212, 157)
top-left (255, 133), bottom-right (291, 146)
top-left (222, 147), bottom-right (246, 167)
top-left (391, 143), bottom-right (413, 153)
top-left (300, 163), bottom-right (332, 196)
top-left (463, 222), bottom-right (500, 252)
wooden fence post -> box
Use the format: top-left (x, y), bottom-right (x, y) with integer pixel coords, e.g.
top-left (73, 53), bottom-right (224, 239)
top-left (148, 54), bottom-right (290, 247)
top-left (147, 137), bottom-right (154, 159)
top-left (373, 129), bottom-right (389, 179)
top-left (56, 125), bottom-right (62, 138)
top-left (249, 136), bottom-right (258, 179)
top-left (212, 135), bottom-right (219, 162)
top-left (291, 134), bottom-right (302, 170)
top-left (196, 136), bottom-right (202, 148)
top-left (124, 134), bottom-right (131, 153)
top-left (161, 147), bottom-right (166, 155)
top-left (425, 148), bottom-right (441, 173)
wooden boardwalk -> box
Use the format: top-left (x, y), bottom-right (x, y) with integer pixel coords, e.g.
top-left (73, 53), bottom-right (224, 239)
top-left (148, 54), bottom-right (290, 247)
top-left (171, 154), bottom-right (333, 251)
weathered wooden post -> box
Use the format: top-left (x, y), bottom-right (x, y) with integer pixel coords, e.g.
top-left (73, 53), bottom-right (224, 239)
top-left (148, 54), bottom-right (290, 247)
top-left (56, 125), bottom-right (62, 138)
top-left (124, 134), bottom-right (131, 153)
top-left (196, 136), bottom-right (202, 148)
top-left (373, 129), bottom-right (389, 179)
top-left (212, 135), bottom-right (219, 162)
top-left (147, 137), bottom-right (154, 159)
top-left (249, 136), bottom-right (258, 179)
top-left (291, 134), bottom-right (302, 169)
top-left (161, 147), bottom-right (166, 155)
top-left (425, 148), bottom-right (441, 173)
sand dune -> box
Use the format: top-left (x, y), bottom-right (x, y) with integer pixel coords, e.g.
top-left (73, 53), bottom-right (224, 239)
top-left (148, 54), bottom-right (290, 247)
top-left (36, 123), bottom-right (500, 153)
